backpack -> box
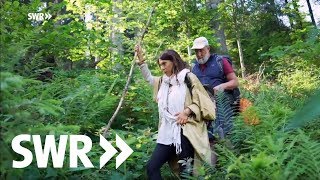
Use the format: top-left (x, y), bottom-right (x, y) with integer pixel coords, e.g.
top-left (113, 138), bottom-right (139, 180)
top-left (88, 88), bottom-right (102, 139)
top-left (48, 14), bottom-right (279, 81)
top-left (214, 55), bottom-right (241, 105)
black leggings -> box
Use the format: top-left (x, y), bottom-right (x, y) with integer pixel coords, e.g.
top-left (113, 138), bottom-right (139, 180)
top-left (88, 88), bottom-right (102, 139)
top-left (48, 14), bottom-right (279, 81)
top-left (147, 133), bottom-right (194, 180)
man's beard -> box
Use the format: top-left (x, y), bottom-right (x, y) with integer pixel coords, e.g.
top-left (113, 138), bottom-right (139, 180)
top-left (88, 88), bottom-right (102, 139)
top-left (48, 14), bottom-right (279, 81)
top-left (197, 53), bottom-right (210, 64)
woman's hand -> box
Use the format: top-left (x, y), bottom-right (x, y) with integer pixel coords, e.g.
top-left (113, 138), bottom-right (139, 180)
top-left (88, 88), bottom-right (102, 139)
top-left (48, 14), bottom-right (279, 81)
top-left (175, 108), bottom-right (192, 125)
top-left (134, 44), bottom-right (144, 65)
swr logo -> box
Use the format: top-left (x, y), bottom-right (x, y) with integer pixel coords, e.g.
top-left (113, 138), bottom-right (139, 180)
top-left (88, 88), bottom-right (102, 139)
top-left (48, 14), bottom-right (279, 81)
top-left (11, 134), bottom-right (133, 169)
top-left (27, 13), bottom-right (52, 21)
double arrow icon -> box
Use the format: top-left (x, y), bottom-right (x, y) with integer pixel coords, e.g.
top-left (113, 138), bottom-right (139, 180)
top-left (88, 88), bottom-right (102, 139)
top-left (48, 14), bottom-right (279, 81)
top-left (100, 134), bottom-right (133, 169)
top-left (44, 13), bottom-right (52, 20)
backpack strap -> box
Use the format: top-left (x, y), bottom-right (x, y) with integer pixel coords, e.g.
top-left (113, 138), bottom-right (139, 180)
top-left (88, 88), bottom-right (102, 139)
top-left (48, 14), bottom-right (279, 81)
top-left (215, 55), bottom-right (224, 74)
top-left (215, 54), bottom-right (233, 82)
top-left (184, 72), bottom-right (193, 97)
top-left (190, 62), bottom-right (196, 72)
top-left (214, 55), bottom-right (228, 84)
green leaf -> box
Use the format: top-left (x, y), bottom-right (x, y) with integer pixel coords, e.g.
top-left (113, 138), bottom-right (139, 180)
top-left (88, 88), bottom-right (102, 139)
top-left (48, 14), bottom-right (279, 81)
top-left (44, 167), bottom-right (58, 178)
top-left (13, 1), bottom-right (19, 7)
top-left (22, 167), bottom-right (41, 180)
top-left (285, 89), bottom-right (320, 131)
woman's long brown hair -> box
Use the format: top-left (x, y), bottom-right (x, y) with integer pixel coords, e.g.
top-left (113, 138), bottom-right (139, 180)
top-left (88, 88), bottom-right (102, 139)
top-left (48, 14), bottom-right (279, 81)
top-left (158, 50), bottom-right (189, 75)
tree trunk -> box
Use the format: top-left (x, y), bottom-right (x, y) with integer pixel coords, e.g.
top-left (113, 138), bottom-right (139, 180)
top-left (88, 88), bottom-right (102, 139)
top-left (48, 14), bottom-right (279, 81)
top-left (236, 37), bottom-right (245, 78)
top-left (110, 0), bottom-right (124, 62)
top-left (215, 25), bottom-right (228, 54)
top-left (184, 1), bottom-right (192, 57)
top-left (94, 56), bottom-right (101, 69)
top-left (206, 0), bottom-right (228, 54)
top-left (306, 0), bottom-right (316, 27)
top-left (234, 0), bottom-right (246, 78)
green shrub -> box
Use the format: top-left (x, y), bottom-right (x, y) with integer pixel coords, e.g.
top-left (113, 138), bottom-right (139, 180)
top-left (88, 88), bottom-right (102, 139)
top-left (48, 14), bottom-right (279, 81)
top-left (277, 68), bottom-right (319, 97)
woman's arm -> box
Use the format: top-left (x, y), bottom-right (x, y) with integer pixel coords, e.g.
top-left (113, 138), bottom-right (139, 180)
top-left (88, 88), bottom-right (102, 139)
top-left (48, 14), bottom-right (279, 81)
top-left (135, 44), bottom-right (155, 85)
top-left (139, 63), bottom-right (154, 85)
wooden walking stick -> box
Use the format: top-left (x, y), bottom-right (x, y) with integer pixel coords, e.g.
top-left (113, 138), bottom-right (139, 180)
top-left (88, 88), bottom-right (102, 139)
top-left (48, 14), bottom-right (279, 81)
top-left (102, 5), bottom-right (157, 137)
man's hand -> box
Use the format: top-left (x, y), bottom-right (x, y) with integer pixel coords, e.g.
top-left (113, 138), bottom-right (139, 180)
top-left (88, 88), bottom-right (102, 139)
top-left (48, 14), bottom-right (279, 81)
top-left (134, 44), bottom-right (144, 65)
top-left (213, 84), bottom-right (224, 94)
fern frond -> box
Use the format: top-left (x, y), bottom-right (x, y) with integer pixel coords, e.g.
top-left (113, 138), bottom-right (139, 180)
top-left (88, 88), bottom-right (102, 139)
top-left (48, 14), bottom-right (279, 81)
top-left (285, 131), bottom-right (320, 179)
top-left (213, 91), bottom-right (235, 138)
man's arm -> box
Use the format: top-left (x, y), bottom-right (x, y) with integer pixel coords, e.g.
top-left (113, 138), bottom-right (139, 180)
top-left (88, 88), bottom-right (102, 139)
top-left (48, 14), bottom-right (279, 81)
top-left (214, 58), bottom-right (239, 91)
top-left (224, 72), bottom-right (239, 89)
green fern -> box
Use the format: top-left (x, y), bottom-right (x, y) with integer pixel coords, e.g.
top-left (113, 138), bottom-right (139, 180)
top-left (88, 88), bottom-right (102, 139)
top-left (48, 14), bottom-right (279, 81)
top-left (280, 130), bottom-right (320, 179)
top-left (213, 91), bottom-right (235, 138)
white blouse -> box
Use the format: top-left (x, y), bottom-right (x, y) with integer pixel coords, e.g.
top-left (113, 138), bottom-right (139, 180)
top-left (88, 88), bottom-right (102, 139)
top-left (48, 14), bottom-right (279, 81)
top-left (139, 63), bottom-right (190, 154)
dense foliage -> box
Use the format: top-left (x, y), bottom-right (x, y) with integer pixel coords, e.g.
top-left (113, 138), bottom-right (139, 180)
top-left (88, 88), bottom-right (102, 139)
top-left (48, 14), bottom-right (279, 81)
top-left (1, 0), bottom-right (319, 179)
